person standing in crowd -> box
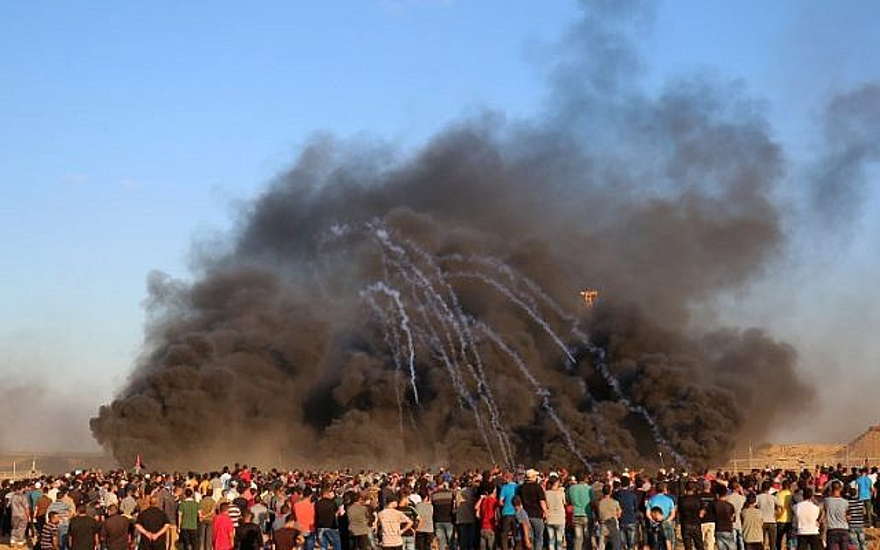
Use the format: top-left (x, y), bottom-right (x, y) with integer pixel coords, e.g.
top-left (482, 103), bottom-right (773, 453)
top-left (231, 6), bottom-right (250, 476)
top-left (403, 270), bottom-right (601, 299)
top-left (40, 512), bottom-right (61, 550)
top-left (724, 481), bottom-right (746, 550)
top-left (316, 486), bottom-right (343, 550)
top-left (519, 469), bottom-right (547, 550)
top-left (212, 503), bottom-right (235, 550)
top-left (432, 482), bottom-right (455, 550)
top-left (294, 487), bottom-right (317, 550)
top-left (847, 487), bottom-right (867, 550)
top-left (135, 497), bottom-right (171, 550)
top-left (498, 473), bottom-right (520, 550)
top-left (68, 505), bottom-right (100, 550)
top-left (178, 488), bottom-right (200, 550)
top-left (101, 504), bottom-right (132, 550)
top-left (597, 485), bottom-right (622, 550)
top-left (678, 481), bottom-right (705, 550)
top-left (414, 488), bottom-right (434, 550)
top-left (757, 482), bottom-right (777, 550)
top-left (823, 482), bottom-right (849, 550)
top-left (198, 489), bottom-right (215, 550)
top-left (376, 498), bottom-right (413, 550)
top-left (455, 481), bottom-right (476, 550)
top-left (274, 514), bottom-right (301, 550)
top-left (399, 490), bottom-right (421, 550)
top-left (35, 489), bottom-right (52, 539)
top-left (475, 485), bottom-right (497, 550)
top-left (235, 510), bottom-right (263, 550)
top-left (793, 489), bottom-right (820, 550)
top-left (47, 489), bottom-right (72, 550)
top-left (348, 491), bottom-right (374, 550)
top-left (775, 480), bottom-right (793, 550)
top-left (742, 495), bottom-right (764, 550)
top-left (699, 480), bottom-right (717, 550)
top-left (545, 475), bottom-right (566, 550)
top-left (647, 482), bottom-right (676, 550)
top-left (10, 483), bottom-right (31, 548)
top-left (645, 507), bottom-right (669, 550)
top-left (615, 476), bottom-right (639, 550)
top-left (714, 484), bottom-right (737, 550)
top-left (512, 497), bottom-right (532, 550)
top-left (855, 468), bottom-right (874, 526)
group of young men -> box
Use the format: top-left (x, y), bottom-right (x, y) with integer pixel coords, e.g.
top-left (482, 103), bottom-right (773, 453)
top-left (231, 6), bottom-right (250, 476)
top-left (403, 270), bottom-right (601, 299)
top-left (0, 463), bottom-right (878, 550)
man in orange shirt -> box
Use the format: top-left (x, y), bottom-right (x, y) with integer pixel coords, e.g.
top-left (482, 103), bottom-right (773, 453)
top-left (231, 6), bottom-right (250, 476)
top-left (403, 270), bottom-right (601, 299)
top-left (293, 487), bottom-right (316, 550)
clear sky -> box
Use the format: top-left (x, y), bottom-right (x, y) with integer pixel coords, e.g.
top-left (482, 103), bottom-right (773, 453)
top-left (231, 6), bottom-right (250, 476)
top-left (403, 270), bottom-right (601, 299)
top-left (1, 0), bottom-right (878, 450)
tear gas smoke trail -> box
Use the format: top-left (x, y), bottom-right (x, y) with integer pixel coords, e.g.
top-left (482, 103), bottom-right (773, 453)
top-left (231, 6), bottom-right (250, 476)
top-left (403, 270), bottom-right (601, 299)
top-left (399, 238), bottom-right (516, 464)
top-left (476, 320), bottom-right (593, 470)
top-left (412, 301), bottom-right (499, 465)
top-left (360, 282), bottom-right (420, 405)
top-left (375, 231), bottom-right (513, 464)
top-left (448, 272), bottom-right (578, 364)
top-left (372, 243), bottom-right (501, 463)
top-left (452, 255), bottom-right (688, 466)
top-left (584, 342), bottom-right (688, 467)
top-left (363, 294), bottom-right (406, 434)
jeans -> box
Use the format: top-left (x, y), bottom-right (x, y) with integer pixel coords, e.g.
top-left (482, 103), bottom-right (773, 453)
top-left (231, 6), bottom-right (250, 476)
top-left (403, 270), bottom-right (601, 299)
top-left (716, 532), bottom-right (736, 550)
top-left (600, 520), bottom-right (621, 550)
top-left (436, 522), bottom-right (455, 550)
top-left (734, 529), bottom-right (744, 550)
top-left (457, 524), bottom-right (476, 550)
top-left (480, 529), bottom-right (496, 550)
top-left (547, 524), bottom-right (565, 550)
top-left (826, 529), bottom-right (849, 550)
top-left (320, 528), bottom-right (343, 550)
top-left (500, 516), bottom-right (517, 550)
top-left (529, 518), bottom-right (545, 550)
top-left (620, 524), bottom-right (637, 550)
top-left (59, 523), bottom-right (70, 550)
top-left (573, 517), bottom-right (590, 550)
top-left (682, 524), bottom-right (705, 550)
top-left (304, 532), bottom-right (317, 550)
top-left (850, 528), bottom-right (866, 550)
top-left (198, 521), bottom-right (213, 550)
top-left (402, 536), bottom-right (416, 550)
top-left (661, 521), bottom-right (675, 550)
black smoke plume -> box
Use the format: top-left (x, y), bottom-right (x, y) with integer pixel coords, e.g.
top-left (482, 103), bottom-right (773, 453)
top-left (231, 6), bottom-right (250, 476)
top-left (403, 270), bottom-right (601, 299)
top-left (91, 0), bottom-right (817, 470)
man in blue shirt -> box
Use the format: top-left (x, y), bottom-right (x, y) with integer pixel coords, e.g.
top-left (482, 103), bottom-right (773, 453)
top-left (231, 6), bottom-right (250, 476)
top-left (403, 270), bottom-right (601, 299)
top-left (856, 468), bottom-right (874, 526)
top-left (614, 476), bottom-right (639, 550)
top-left (498, 472), bottom-right (519, 550)
top-left (647, 482), bottom-right (676, 550)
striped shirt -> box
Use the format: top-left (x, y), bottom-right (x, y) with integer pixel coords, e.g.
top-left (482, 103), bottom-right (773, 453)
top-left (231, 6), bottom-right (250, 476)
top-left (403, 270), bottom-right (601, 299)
top-left (847, 499), bottom-right (866, 529)
top-left (40, 521), bottom-right (58, 550)
top-left (228, 505), bottom-right (241, 528)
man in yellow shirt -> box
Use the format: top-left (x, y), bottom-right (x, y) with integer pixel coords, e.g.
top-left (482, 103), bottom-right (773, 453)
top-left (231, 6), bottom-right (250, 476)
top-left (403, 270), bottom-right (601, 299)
top-left (775, 480), bottom-right (793, 550)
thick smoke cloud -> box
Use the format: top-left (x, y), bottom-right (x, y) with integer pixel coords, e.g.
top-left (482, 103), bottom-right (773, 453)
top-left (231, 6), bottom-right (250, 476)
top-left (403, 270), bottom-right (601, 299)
top-left (810, 84), bottom-right (880, 231)
top-left (91, 0), bottom-right (818, 470)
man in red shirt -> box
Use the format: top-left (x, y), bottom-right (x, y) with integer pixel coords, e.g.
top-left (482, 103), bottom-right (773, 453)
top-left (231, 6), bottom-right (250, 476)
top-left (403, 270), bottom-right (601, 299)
top-left (212, 503), bottom-right (235, 550)
top-left (476, 490), bottom-right (500, 550)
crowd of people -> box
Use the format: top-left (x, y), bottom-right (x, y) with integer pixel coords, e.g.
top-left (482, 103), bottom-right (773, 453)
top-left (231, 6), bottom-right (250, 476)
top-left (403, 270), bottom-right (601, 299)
top-left (0, 463), bottom-right (878, 550)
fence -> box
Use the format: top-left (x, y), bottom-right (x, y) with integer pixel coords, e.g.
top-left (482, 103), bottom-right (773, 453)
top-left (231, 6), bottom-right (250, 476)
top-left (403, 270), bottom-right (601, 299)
top-left (718, 455), bottom-right (880, 472)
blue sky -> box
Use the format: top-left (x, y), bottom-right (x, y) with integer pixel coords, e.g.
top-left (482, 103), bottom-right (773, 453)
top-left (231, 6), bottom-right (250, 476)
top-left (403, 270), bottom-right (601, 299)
top-left (1, 0), bottom-right (878, 449)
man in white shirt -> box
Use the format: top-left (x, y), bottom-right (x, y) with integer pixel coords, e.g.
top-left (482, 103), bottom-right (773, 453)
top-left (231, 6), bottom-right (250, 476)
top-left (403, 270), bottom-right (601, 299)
top-left (794, 488), bottom-right (820, 550)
